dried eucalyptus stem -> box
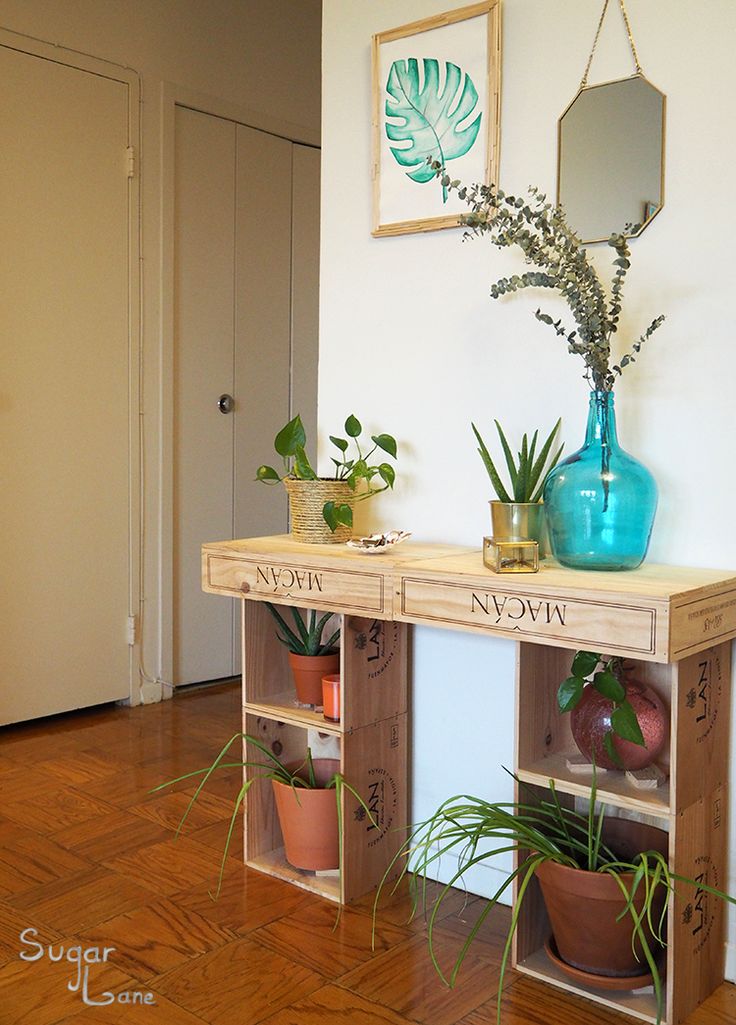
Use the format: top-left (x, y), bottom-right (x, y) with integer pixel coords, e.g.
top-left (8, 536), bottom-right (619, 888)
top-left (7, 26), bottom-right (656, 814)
top-left (430, 161), bottom-right (664, 392)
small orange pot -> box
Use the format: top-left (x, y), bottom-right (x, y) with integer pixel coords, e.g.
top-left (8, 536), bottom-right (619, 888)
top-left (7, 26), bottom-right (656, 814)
top-left (288, 650), bottom-right (339, 705)
top-left (272, 758), bottom-right (340, 870)
top-left (322, 674), bottom-right (341, 723)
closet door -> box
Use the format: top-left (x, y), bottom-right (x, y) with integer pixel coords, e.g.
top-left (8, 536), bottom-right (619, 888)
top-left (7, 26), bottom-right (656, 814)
top-left (174, 110), bottom-right (305, 685)
top-left (174, 107), bottom-right (236, 684)
top-left (0, 46), bottom-right (132, 723)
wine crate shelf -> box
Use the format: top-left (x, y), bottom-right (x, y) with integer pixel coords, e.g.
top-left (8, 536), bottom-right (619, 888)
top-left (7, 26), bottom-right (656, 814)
top-left (202, 535), bottom-right (736, 1023)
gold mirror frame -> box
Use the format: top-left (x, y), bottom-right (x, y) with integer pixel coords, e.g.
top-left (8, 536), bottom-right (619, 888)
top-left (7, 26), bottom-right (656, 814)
top-left (557, 72), bottom-right (666, 245)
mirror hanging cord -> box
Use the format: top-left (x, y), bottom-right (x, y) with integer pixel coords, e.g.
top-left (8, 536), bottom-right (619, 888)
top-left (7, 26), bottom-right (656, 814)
top-left (580, 0), bottom-right (643, 90)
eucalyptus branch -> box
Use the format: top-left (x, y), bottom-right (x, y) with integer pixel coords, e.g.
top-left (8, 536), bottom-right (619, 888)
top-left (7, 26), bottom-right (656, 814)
top-left (430, 162), bottom-right (665, 393)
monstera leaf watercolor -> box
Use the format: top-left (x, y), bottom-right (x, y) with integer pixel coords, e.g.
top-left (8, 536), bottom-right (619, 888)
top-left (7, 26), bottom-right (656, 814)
top-left (385, 58), bottom-right (481, 203)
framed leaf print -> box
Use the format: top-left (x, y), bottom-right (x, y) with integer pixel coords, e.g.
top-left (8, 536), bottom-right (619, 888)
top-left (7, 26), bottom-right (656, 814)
top-left (371, 1), bottom-right (501, 237)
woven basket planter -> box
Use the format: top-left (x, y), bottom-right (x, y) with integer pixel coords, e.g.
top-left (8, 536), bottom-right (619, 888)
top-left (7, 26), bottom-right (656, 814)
top-left (284, 478), bottom-right (354, 544)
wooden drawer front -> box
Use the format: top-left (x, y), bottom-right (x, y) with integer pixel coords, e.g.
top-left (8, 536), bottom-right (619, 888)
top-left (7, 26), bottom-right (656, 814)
top-left (204, 554), bottom-right (386, 614)
top-left (398, 576), bottom-right (664, 658)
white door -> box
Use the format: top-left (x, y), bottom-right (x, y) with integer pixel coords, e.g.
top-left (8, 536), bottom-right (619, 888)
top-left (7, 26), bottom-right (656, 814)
top-left (173, 107), bottom-right (319, 685)
top-left (0, 45), bottom-right (133, 724)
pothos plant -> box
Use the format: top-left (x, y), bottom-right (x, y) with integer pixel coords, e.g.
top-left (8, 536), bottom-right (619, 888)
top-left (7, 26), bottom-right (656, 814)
top-left (256, 413), bottom-right (398, 532)
top-left (557, 650), bottom-right (644, 763)
top-left (429, 160), bottom-right (665, 392)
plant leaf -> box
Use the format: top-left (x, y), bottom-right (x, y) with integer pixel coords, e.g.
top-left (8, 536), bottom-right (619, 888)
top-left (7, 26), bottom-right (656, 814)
top-left (557, 676), bottom-right (583, 713)
top-left (329, 435), bottom-right (348, 452)
top-left (571, 650), bottom-right (600, 678)
top-left (594, 669), bottom-right (626, 703)
top-left (345, 414), bottom-right (362, 438)
top-left (274, 414), bottom-right (306, 458)
top-left (378, 463), bottom-right (395, 488)
top-left (472, 422), bottom-right (512, 503)
top-left (494, 420), bottom-right (519, 496)
top-left (612, 701), bottom-right (646, 747)
top-left (372, 434), bottom-right (397, 459)
top-left (293, 445), bottom-right (317, 480)
top-left (385, 58), bottom-right (481, 203)
top-left (255, 464), bottom-right (281, 483)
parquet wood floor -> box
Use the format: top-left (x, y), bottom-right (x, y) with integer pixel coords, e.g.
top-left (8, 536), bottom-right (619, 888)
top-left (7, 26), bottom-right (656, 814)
top-left (0, 682), bottom-right (733, 1025)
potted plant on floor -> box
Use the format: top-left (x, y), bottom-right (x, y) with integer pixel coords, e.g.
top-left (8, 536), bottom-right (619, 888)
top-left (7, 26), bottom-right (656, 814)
top-left (256, 413), bottom-right (398, 543)
top-left (265, 603), bottom-right (340, 706)
top-left (154, 733), bottom-right (374, 897)
top-left (472, 418), bottom-right (563, 557)
top-left (373, 771), bottom-right (735, 1025)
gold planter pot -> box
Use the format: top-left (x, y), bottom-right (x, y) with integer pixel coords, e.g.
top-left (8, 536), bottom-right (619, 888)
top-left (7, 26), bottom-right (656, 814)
top-left (489, 501), bottom-right (548, 558)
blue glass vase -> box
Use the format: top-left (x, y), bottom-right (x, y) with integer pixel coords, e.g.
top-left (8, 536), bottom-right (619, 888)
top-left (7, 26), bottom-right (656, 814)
top-left (543, 391), bottom-right (657, 571)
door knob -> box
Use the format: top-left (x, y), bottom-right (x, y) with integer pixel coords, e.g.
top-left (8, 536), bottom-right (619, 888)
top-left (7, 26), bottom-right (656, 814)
top-left (217, 393), bottom-right (234, 414)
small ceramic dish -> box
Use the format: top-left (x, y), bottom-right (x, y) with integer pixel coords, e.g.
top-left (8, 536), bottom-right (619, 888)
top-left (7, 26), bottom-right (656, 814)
top-left (346, 530), bottom-right (412, 554)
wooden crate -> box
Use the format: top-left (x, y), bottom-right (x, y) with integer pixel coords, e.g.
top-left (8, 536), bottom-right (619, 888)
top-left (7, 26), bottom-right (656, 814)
top-left (240, 599), bottom-right (409, 904)
top-left (513, 639), bottom-right (731, 1025)
top-left (241, 712), bottom-right (408, 904)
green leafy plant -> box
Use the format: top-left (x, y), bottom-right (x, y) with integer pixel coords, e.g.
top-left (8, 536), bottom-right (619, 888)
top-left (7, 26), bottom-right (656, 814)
top-left (429, 161), bottom-right (665, 392)
top-left (472, 418), bottom-right (563, 503)
top-left (373, 770), bottom-right (735, 1025)
top-left (386, 59), bottom-right (481, 203)
top-left (265, 604), bottom-right (340, 656)
top-left (557, 651), bottom-right (643, 764)
top-left (153, 734), bottom-right (373, 900)
top-left (256, 413), bottom-right (398, 531)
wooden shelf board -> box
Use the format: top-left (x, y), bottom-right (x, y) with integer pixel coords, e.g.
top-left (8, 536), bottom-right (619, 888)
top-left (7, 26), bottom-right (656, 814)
top-left (516, 754), bottom-right (671, 819)
top-left (516, 947), bottom-right (662, 1025)
top-left (244, 693), bottom-right (343, 735)
top-left (247, 847), bottom-right (340, 903)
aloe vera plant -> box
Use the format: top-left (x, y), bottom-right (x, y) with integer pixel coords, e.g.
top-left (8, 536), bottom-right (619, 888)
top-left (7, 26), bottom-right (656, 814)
top-left (264, 604), bottom-right (340, 656)
top-left (472, 418), bottom-right (563, 503)
top-left (373, 770), bottom-right (735, 1025)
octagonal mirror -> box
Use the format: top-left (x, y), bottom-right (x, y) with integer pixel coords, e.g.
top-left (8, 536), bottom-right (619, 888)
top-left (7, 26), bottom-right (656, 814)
top-left (557, 74), bottom-right (665, 244)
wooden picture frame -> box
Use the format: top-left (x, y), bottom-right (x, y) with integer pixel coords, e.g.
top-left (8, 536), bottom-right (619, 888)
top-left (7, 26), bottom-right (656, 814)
top-left (371, 1), bottom-right (501, 238)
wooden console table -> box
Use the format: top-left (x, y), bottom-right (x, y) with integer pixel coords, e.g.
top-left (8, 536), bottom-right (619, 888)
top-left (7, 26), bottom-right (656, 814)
top-left (202, 534), bottom-right (736, 1025)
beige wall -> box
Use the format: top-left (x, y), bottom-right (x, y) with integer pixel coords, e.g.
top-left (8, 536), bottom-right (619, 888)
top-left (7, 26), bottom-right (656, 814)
top-left (0, 0), bottom-right (321, 700)
top-left (320, 0), bottom-right (736, 974)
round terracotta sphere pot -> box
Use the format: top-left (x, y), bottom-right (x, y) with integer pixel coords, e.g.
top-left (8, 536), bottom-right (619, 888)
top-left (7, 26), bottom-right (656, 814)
top-left (571, 679), bottom-right (667, 770)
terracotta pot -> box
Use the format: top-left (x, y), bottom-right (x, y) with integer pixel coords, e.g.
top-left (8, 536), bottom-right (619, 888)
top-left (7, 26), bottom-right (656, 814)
top-left (272, 758), bottom-right (340, 871)
top-left (571, 678), bottom-right (667, 770)
top-left (535, 818), bottom-right (668, 978)
top-left (288, 650), bottom-right (339, 705)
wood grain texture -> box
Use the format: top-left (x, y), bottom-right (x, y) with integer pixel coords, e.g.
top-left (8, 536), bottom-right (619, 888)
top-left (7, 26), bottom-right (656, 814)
top-left (152, 935), bottom-right (323, 1024)
top-left (251, 899), bottom-right (411, 978)
top-left (339, 925), bottom-right (516, 1025)
top-left (0, 681), bottom-right (733, 1025)
top-left (78, 897), bottom-right (236, 981)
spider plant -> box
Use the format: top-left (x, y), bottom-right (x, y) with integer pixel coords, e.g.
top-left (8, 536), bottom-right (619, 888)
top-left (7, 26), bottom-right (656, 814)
top-left (373, 770), bottom-right (734, 1025)
top-left (472, 418), bottom-right (563, 503)
top-left (264, 603), bottom-right (340, 656)
top-left (153, 733), bottom-right (373, 900)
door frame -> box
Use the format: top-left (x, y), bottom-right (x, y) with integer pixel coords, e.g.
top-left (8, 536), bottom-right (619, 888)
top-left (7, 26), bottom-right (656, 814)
top-left (159, 82), bottom-right (319, 691)
top-left (0, 27), bottom-right (142, 706)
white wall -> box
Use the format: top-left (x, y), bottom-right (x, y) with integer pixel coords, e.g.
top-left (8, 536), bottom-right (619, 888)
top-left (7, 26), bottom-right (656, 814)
top-left (0, 0), bottom-right (321, 698)
top-left (320, 0), bottom-right (736, 973)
